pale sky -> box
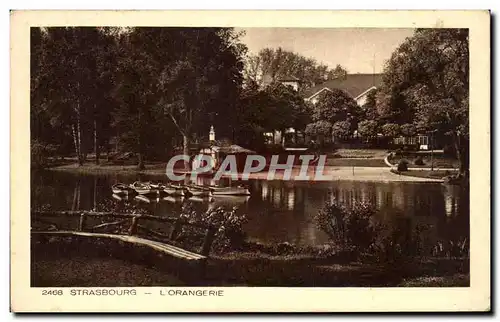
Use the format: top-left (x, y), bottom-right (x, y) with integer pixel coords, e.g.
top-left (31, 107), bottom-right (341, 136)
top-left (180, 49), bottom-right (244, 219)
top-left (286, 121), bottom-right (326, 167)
top-left (236, 28), bottom-right (416, 74)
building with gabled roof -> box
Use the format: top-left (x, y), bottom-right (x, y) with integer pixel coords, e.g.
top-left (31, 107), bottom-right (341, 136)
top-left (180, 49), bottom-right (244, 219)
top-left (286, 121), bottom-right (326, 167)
top-left (303, 73), bottom-right (383, 106)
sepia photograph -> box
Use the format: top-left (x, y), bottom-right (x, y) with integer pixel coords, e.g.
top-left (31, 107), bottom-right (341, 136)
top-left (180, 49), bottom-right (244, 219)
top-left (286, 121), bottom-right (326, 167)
top-left (11, 10), bottom-right (490, 312)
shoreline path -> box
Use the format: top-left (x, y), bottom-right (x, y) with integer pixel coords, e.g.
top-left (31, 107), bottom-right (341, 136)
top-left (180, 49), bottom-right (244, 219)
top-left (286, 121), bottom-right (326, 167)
top-left (223, 166), bottom-right (444, 183)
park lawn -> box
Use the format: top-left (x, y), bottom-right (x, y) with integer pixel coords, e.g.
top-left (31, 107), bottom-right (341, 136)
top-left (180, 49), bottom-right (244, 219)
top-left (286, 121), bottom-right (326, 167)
top-left (324, 148), bottom-right (389, 167)
top-left (48, 162), bottom-right (169, 175)
top-left (325, 158), bottom-right (387, 167)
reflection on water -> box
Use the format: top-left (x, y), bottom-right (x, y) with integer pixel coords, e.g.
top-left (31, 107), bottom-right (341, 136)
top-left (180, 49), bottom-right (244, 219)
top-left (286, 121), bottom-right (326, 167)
top-left (31, 171), bottom-right (469, 249)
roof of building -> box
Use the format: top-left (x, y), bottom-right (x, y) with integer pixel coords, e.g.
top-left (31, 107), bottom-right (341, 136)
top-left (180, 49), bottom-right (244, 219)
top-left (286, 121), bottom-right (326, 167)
top-left (278, 75), bottom-right (300, 82)
top-left (303, 73), bottom-right (383, 100)
top-left (199, 140), bottom-right (256, 154)
top-left (213, 144), bottom-right (256, 154)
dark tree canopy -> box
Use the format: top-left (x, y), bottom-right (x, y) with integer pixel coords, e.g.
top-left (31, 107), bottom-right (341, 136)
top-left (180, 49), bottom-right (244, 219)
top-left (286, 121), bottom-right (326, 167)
top-left (311, 89), bottom-right (361, 130)
top-left (244, 47), bottom-right (347, 91)
top-left (31, 27), bottom-right (247, 169)
top-left (378, 28), bottom-right (469, 174)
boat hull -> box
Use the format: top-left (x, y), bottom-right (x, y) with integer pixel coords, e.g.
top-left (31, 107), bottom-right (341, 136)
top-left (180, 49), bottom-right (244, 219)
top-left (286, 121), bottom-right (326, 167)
top-left (210, 187), bottom-right (251, 196)
top-left (129, 181), bottom-right (157, 195)
top-left (163, 187), bottom-right (185, 196)
top-left (187, 187), bottom-right (212, 197)
top-left (135, 188), bottom-right (155, 195)
top-left (112, 184), bottom-right (133, 195)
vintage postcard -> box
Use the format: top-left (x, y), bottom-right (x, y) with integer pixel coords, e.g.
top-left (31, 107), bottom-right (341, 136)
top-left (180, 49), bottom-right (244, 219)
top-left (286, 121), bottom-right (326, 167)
top-left (10, 10), bottom-right (490, 312)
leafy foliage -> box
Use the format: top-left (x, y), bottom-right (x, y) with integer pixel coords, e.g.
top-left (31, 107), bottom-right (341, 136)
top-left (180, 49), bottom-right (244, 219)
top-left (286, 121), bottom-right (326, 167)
top-left (31, 139), bottom-right (57, 169)
top-left (31, 27), bottom-right (118, 165)
top-left (361, 88), bottom-right (379, 120)
top-left (414, 156), bottom-right (425, 166)
top-left (400, 123), bottom-right (417, 137)
top-left (316, 199), bottom-right (379, 254)
top-left (312, 89), bottom-right (360, 125)
top-left (305, 120), bottom-right (332, 139)
top-left (30, 27), bottom-right (247, 168)
top-left (331, 121), bottom-right (352, 140)
top-left (244, 47), bottom-right (347, 91)
top-left (397, 159), bottom-right (409, 171)
top-left (381, 123), bottom-right (401, 139)
top-left (178, 204), bottom-right (248, 253)
top-left (357, 120), bottom-right (379, 139)
top-left (236, 82), bottom-right (310, 150)
top-left (378, 28), bottom-right (469, 174)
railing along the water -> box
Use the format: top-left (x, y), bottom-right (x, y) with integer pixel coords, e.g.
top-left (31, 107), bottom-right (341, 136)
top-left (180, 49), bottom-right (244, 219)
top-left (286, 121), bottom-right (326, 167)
top-left (31, 210), bottom-right (217, 259)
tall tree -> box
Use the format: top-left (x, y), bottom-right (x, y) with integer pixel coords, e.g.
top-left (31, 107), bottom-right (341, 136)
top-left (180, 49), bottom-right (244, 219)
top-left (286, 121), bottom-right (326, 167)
top-left (311, 89), bottom-right (361, 132)
top-left (244, 47), bottom-right (347, 91)
top-left (153, 28), bottom-right (246, 168)
top-left (378, 28), bottom-right (469, 175)
top-left (31, 27), bottom-right (119, 165)
top-left (112, 28), bottom-right (166, 170)
top-left (361, 88), bottom-right (380, 121)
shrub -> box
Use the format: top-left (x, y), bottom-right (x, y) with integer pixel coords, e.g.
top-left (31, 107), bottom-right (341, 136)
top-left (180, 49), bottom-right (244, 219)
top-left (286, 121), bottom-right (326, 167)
top-left (397, 159), bottom-right (409, 171)
top-left (315, 199), bottom-right (379, 255)
top-left (177, 204), bottom-right (248, 253)
top-left (31, 140), bottom-right (58, 169)
top-left (414, 156), bottom-right (425, 166)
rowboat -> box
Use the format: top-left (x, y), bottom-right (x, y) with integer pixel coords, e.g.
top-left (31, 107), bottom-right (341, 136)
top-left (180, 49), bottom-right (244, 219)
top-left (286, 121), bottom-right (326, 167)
top-left (185, 184), bottom-right (213, 197)
top-left (129, 181), bottom-right (155, 195)
top-left (150, 182), bottom-right (166, 190)
top-left (209, 185), bottom-right (251, 196)
top-left (134, 194), bottom-right (159, 204)
top-left (163, 183), bottom-right (186, 196)
top-left (112, 183), bottom-right (134, 195)
top-left (112, 193), bottom-right (131, 201)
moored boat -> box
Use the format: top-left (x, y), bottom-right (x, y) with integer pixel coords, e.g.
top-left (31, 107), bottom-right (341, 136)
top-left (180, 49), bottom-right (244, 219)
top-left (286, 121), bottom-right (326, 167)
top-left (112, 193), bottom-right (129, 201)
top-left (112, 183), bottom-right (134, 195)
top-left (209, 185), bottom-right (251, 196)
top-left (134, 194), bottom-right (156, 203)
top-left (150, 182), bottom-right (166, 190)
top-left (186, 184), bottom-right (213, 197)
top-left (163, 183), bottom-right (186, 196)
top-left (129, 181), bottom-right (155, 195)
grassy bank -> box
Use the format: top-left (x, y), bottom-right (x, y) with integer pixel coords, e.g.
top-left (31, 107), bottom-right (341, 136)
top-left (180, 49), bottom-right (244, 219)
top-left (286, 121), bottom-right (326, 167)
top-left (31, 235), bottom-right (469, 287)
top-left (48, 149), bottom-right (390, 174)
top-left (389, 153), bottom-right (459, 169)
top-left (324, 149), bottom-right (389, 167)
top-left (48, 162), bottom-right (169, 175)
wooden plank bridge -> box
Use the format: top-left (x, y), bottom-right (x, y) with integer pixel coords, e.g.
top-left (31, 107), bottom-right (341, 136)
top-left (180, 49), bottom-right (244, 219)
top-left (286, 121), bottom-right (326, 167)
top-left (31, 211), bottom-right (218, 262)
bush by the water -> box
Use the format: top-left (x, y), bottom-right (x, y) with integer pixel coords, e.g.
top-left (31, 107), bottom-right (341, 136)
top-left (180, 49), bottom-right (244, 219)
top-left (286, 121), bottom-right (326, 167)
top-left (414, 156), bottom-right (425, 166)
top-left (315, 199), bottom-right (379, 255)
top-left (315, 198), bottom-right (470, 263)
top-left (178, 204), bottom-right (248, 253)
top-left (31, 139), bottom-right (58, 169)
top-left (397, 159), bottom-right (409, 171)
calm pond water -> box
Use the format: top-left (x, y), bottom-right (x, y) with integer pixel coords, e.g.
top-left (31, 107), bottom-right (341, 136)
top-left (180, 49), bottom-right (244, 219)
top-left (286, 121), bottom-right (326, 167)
top-left (31, 170), bottom-right (469, 250)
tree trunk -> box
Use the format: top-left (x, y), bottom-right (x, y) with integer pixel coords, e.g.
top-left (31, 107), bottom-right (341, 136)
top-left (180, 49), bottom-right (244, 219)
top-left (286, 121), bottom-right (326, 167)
top-left (94, 119), bottom-right (100, 165)
top-left (452, 131), bottom-right (469, 176)
top-left (138, 152), bottom-right (145, 170)
top-left (76, 112), bottom-right (83, 166)
top-left (137, 109), bottom-right (145, 171)
top-left (183, 134), bottom-right (190, 170)
top-left (71, 124), bottom-right (79, 164)
top-left (93, 177), bottom-right (97, 210)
